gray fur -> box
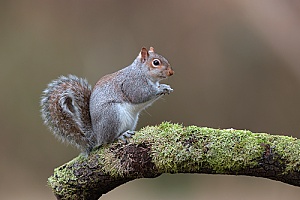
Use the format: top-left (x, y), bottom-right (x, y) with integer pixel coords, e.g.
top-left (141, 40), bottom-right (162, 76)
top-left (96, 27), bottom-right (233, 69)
top-left (90, 50), bottom-right (173, 147)
top-left (40, 75), bottom-right (94, 154)
top-left (40, 48), bottom-right (173, 155)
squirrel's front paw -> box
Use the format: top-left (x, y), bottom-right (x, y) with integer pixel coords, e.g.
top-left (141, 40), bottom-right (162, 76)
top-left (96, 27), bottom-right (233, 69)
top-left (158, 84), bottom-right (173, 95)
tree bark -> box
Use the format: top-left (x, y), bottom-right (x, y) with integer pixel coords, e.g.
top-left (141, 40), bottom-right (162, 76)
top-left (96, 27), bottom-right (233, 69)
top-left (48, 122), bottom-right (300, 199)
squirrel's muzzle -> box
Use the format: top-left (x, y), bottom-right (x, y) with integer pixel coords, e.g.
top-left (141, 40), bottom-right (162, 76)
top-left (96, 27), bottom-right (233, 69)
top-left (167, 67), bottom-right (174, 76)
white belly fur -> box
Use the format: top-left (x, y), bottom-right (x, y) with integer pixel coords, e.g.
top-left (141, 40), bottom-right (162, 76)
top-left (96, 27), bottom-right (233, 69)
top-left (117, 98), bottom-right (159, 134)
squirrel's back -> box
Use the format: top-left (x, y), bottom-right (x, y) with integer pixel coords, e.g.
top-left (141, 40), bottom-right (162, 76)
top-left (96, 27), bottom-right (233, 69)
top-left (40, 75), bottom-right (95, 153)
top-left (40, 47), bottom-right (174, 155)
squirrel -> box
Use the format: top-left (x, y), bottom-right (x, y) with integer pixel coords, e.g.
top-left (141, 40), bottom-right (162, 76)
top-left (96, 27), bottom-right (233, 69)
top-left (40, 47), bottom-right (174, 155)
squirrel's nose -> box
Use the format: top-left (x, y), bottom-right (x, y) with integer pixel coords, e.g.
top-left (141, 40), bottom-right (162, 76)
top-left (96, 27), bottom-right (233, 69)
top-left (168, 68), bottom-right (174, 76)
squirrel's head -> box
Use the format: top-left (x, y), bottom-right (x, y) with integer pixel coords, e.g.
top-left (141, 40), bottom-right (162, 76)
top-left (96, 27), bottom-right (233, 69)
top-left (137, 47), bottom-right (174, 81)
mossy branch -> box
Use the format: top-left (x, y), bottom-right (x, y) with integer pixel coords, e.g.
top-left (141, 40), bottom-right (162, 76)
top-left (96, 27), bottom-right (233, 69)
top-left (48, 122), bottom-right (300, 199)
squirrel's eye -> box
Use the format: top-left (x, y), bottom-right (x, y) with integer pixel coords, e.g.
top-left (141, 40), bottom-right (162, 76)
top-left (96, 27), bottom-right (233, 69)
top-left (152, 59), bottom-right (161, 67)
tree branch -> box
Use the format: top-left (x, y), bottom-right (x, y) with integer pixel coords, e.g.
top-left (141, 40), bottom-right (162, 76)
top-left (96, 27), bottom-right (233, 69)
top-left (48, 122), bottom-right (300, 199)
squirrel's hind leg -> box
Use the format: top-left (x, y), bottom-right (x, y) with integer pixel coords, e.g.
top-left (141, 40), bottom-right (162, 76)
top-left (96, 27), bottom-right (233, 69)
top-left (118, 130), bottom-right (135, 143)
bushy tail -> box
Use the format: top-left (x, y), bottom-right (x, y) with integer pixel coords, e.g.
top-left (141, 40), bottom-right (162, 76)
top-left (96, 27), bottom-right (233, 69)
top-left (40, 75), bottom-right (95, 153)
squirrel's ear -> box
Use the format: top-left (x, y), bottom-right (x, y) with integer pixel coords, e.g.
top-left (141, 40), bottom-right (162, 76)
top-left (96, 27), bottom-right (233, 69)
top-left (149, 47), bottom-right (155, 53)
top-left (139, 47), bottom-right (149, 63)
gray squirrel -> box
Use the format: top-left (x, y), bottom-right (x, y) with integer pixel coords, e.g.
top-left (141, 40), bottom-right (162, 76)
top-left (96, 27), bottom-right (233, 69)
top-left (40, 47), bottom-right (174, 155)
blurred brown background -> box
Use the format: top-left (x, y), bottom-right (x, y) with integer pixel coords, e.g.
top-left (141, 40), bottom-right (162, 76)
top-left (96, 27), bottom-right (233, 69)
top-left (1, 0), bottom-right (300, 199)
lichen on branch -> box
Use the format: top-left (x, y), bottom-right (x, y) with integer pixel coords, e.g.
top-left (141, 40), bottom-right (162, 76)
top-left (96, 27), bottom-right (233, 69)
top-left (48, 122), bottom-right (300, 200)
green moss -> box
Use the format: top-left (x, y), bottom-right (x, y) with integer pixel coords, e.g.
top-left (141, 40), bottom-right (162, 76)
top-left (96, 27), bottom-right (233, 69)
top-left (272, 136), bottom-right (300, 172)
top-left (133, 122), bottom-right (300, 174)
top-left (48, 158), bottom-right (79, 196)
top-left (96, 144), bottom-right (124, 177)
top-left (49, 122), bottom-right (300, 197)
